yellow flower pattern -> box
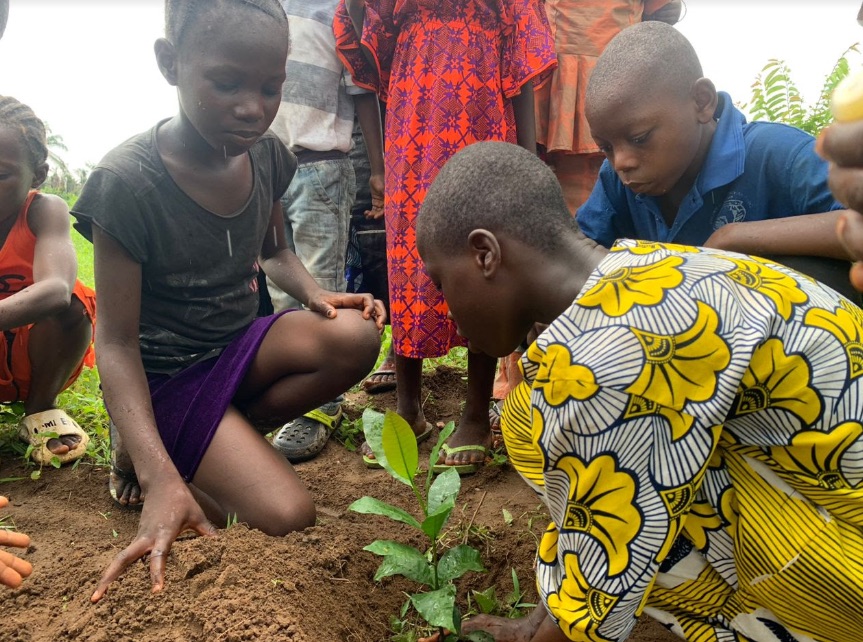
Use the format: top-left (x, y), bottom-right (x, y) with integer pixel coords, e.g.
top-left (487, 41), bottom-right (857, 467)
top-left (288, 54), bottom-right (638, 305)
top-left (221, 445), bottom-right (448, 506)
top-left (614, 240), bottom-right (699, 255)
top-left (547, 552), bottom-right (618, 642)
top-left (729, 338), bottom-right (821, 425)
top-left (769, 422), bottom-right (863, 490)
top-left (627, 302), bottom-right (730, 409)
top-left (724, 257), bottom-right (808, 321)
top-left (805, 301), bottom-right (863, 381)
top-left (503, 242), bottom-right (863, 642)
top-left (555, 455), bottom-right (641, 576)
top-left (623, 394), bottom-right (694, 441)
top-left (534, 343), bottom-right (599, 407)
top-left (578, 256), bottom-right (684, 316)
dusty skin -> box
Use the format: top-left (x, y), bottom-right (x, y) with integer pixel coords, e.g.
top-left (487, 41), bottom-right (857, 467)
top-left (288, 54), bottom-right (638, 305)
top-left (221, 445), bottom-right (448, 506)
top-left (0, 367), bottom-right (679, 642)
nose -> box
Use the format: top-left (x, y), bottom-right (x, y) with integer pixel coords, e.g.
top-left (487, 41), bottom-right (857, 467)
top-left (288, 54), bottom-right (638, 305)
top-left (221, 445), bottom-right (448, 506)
top-left (234, 92), bottom-right (265, 122)
top-left (612, 146), bottom-right (638, 175)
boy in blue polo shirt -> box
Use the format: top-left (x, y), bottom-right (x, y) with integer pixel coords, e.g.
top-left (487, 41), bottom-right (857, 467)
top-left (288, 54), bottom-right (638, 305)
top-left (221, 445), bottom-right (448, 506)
top-left (577, 21), bottom-right (852, 279)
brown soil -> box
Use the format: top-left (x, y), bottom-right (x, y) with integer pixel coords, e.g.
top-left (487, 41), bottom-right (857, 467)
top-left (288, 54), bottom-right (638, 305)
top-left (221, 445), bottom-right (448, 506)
top-left (0, 365), bottom-right (679, 642)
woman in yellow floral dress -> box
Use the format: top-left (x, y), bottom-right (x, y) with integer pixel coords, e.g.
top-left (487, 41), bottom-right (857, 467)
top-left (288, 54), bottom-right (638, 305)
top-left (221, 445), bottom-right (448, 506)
top-left (416, 141), bottom-right (863, 642)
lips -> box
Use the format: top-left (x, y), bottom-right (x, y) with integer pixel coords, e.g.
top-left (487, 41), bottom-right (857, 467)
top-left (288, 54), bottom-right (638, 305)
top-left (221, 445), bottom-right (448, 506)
top-left (228, 130), bottom-right (261, 142)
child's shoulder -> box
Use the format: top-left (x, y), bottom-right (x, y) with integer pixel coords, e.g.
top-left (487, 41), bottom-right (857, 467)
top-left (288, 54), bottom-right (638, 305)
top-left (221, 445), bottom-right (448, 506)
top-left (25, 191), bottom-right (71, 238)
top-left (96, 124), bottom-right (161, 175)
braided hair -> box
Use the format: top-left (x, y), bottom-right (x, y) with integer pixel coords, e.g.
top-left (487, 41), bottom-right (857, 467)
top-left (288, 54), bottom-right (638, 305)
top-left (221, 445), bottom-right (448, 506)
top-left (0, 95), bottom-right (48, 171)
top-left (165, 0), bottom-right (287, 48)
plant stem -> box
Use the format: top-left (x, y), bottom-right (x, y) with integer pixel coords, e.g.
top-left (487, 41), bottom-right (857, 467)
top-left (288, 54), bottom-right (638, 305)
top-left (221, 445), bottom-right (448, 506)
top-left (463, 491), bottom-right (486, 545)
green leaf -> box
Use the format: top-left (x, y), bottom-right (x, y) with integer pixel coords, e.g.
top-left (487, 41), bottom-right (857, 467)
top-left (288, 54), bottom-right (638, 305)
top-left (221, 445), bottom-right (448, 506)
top-left (428, 466), bottom-right (460, 515)
top-left (362, 407), bottom-right (386, 463)
top-left (421, 507), bottom-right (451, 541)
top-left (437, 544), bottom-right (485, 583)
top-left (349, 496), bottom-right (421, 530)
top-left (465, 632), bottom-right (495, 642)
top-left (365, 540), bottom-right (434, 585)
top-left (471, 586), bottom-right (498, 614)
top-left (379, 410), bottom-right (419, 485)
top-left (502, 508), bottom-right (513, 526)
top-left (50, 455), bottom-right (62, 469)
top-left (410, 585), bottom-right (458, 631)
top-left (30, 469), bottom-right (41, 480)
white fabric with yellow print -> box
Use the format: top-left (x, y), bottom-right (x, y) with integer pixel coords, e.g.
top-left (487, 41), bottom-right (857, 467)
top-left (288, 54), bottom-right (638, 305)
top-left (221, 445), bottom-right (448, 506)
top-left (501, 240), bottom-right (863, 642)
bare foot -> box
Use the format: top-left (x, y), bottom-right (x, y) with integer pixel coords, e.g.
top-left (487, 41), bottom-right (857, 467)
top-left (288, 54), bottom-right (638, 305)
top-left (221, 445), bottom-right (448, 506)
top-left (362, 348), bottom-right (397, 394)
top-left (436, 415), bottom-right (491, 468)
top-left (462, 614), bottom-right (538, 642)
top-left (109, 420), bottom-right (143, 507)
top-left (45, 434), bottom-right (81, 456)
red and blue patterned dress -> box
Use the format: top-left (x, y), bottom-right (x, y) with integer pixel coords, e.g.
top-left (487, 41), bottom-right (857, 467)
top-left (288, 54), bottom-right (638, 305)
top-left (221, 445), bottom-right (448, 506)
top-left (335, 0), bottom-right (556, 358)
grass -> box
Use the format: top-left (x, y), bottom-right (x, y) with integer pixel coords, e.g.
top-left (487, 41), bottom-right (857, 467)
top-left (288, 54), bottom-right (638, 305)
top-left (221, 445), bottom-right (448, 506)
top-left (1, 230), bottom-right (470, 478)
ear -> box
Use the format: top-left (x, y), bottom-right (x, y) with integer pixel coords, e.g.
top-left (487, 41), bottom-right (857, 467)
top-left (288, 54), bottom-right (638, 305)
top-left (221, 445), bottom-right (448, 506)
top-left (154, 38), bottom-right (179, 86)
top-left (692, 78), bottom-right (718, 124)
top-left (467, 229), bottom-right (501, 278)
top-left (31, 163), bottom-right (48, 189)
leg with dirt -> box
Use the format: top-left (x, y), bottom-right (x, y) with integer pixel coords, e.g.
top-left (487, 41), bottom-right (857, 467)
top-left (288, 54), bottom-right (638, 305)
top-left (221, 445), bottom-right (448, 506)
top-left (433, 349), bottom-right (497, 474)
top-left (362, 343), bottom-right (397, 394)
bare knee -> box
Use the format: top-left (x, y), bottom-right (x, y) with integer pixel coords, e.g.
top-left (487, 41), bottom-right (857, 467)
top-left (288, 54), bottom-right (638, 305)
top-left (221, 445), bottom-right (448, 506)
top-left (254, 496), bottom-right (316, 537)
top-left (333, 309), bottom-right (382, 378)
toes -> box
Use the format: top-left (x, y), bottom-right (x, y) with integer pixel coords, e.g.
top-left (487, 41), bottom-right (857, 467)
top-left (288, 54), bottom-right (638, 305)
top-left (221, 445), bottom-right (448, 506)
top-left (60, 435), bottom-right (82, 448)
top-left (46, 438), bottom-right (71, 456)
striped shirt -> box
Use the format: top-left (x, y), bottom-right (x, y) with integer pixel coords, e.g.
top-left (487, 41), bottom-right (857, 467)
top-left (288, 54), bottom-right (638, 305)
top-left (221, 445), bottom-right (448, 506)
top-left (271, 0), bottom-right (369, 153)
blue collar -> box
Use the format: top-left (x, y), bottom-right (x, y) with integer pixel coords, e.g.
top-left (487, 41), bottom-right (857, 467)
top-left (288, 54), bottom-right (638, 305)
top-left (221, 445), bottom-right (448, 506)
top-left (697, 91), bottom-right (746, 195)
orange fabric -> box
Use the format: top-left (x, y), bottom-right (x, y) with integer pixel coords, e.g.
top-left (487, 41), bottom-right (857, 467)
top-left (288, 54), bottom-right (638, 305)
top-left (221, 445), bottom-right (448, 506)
top-left (492, 352), bottom-right (525, 401)
top-left (535, 0), bottom-right (672, 154)
top-left (548, 151), bottom-right (605, 214)
top-left (0, 191), bottom-right (96, 402)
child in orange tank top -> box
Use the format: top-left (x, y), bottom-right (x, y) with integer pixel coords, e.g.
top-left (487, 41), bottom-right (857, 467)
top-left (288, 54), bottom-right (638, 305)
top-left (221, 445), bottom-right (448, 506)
top-left (0, 96), bottom-right (95, 467)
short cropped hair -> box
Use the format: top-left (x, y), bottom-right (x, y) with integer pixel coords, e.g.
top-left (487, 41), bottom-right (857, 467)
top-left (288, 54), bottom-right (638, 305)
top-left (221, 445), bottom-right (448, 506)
top-left (586, 21), bottom-right (703, 108)
top-left (165, 0), bottom-right (287, 48)
top-left (0, 95), bottom-right (48, 171)
top-left (418, 141), bottom-right (574, 256)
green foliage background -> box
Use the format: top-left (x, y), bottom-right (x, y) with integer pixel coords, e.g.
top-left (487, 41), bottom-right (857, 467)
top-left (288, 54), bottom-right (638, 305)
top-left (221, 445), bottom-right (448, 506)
top-left (741, 45), bottom-right (859, 136)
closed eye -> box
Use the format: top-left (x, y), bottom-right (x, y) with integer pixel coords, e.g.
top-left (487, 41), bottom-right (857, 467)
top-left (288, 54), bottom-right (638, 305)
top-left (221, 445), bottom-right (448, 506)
top-left (631, 130), bottom-right (652, 146)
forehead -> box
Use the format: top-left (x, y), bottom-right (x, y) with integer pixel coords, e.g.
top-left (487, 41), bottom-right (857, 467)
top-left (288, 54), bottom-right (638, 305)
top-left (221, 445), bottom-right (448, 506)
top-left (0, 126), bottom-right (30, 167)
top-left (177, 5), bottom-right (287, 62)
top-left (588, 82), bottom-right (690, 138)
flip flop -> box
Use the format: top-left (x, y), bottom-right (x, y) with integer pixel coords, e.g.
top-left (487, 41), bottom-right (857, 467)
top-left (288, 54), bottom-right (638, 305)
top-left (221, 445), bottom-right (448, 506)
top-left (362, 368), bottom-right (397, 395)
top-left (17, 408), bottom-right (89, 465)
top-left (432, 443), bottom-right (488, 476)
top-left (273, 405), bottom-right (343, 464)
top-left (362, 421), bottom-right (434, 469)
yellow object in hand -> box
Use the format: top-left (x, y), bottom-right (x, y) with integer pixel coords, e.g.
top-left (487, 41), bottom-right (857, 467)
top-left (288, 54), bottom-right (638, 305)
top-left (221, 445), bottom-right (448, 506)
top-left (832, 67), bottom-right (863, 122)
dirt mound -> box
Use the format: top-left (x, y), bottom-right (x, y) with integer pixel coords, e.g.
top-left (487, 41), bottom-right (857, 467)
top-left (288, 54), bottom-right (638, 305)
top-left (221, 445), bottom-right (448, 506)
top-left (0, 366), bottom-right (678, 642)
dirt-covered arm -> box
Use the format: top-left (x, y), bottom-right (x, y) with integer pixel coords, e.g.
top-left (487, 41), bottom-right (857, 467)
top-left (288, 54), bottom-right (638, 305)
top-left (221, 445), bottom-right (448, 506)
top-left (90, 227), bottom-right (216, 603)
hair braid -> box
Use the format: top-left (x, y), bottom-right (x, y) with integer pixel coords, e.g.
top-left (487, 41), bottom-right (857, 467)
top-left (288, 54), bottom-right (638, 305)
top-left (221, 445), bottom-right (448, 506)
top-left (0, 95), bottom-right (48, 170)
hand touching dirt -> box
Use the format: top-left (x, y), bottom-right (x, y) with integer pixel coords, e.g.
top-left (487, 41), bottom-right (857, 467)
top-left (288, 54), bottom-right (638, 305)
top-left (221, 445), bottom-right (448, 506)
top-left (90, 480), bottom-right (216, 602)
top-left (0, 496), bottom-right (32, 589)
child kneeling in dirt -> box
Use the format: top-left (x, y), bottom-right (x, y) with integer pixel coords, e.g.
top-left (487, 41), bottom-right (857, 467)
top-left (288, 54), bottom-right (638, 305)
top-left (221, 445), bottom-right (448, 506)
top-left (73, 0), bottom-right (384, 602)
top-left (0, 96), bottom-right (96, 466)
top-left (417, 140), bottom-right (863, 642)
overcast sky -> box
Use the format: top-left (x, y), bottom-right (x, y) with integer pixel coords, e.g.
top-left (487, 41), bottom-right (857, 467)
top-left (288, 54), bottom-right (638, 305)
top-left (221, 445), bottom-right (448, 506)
top-left (1, 0), bottom-right (861, 171)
